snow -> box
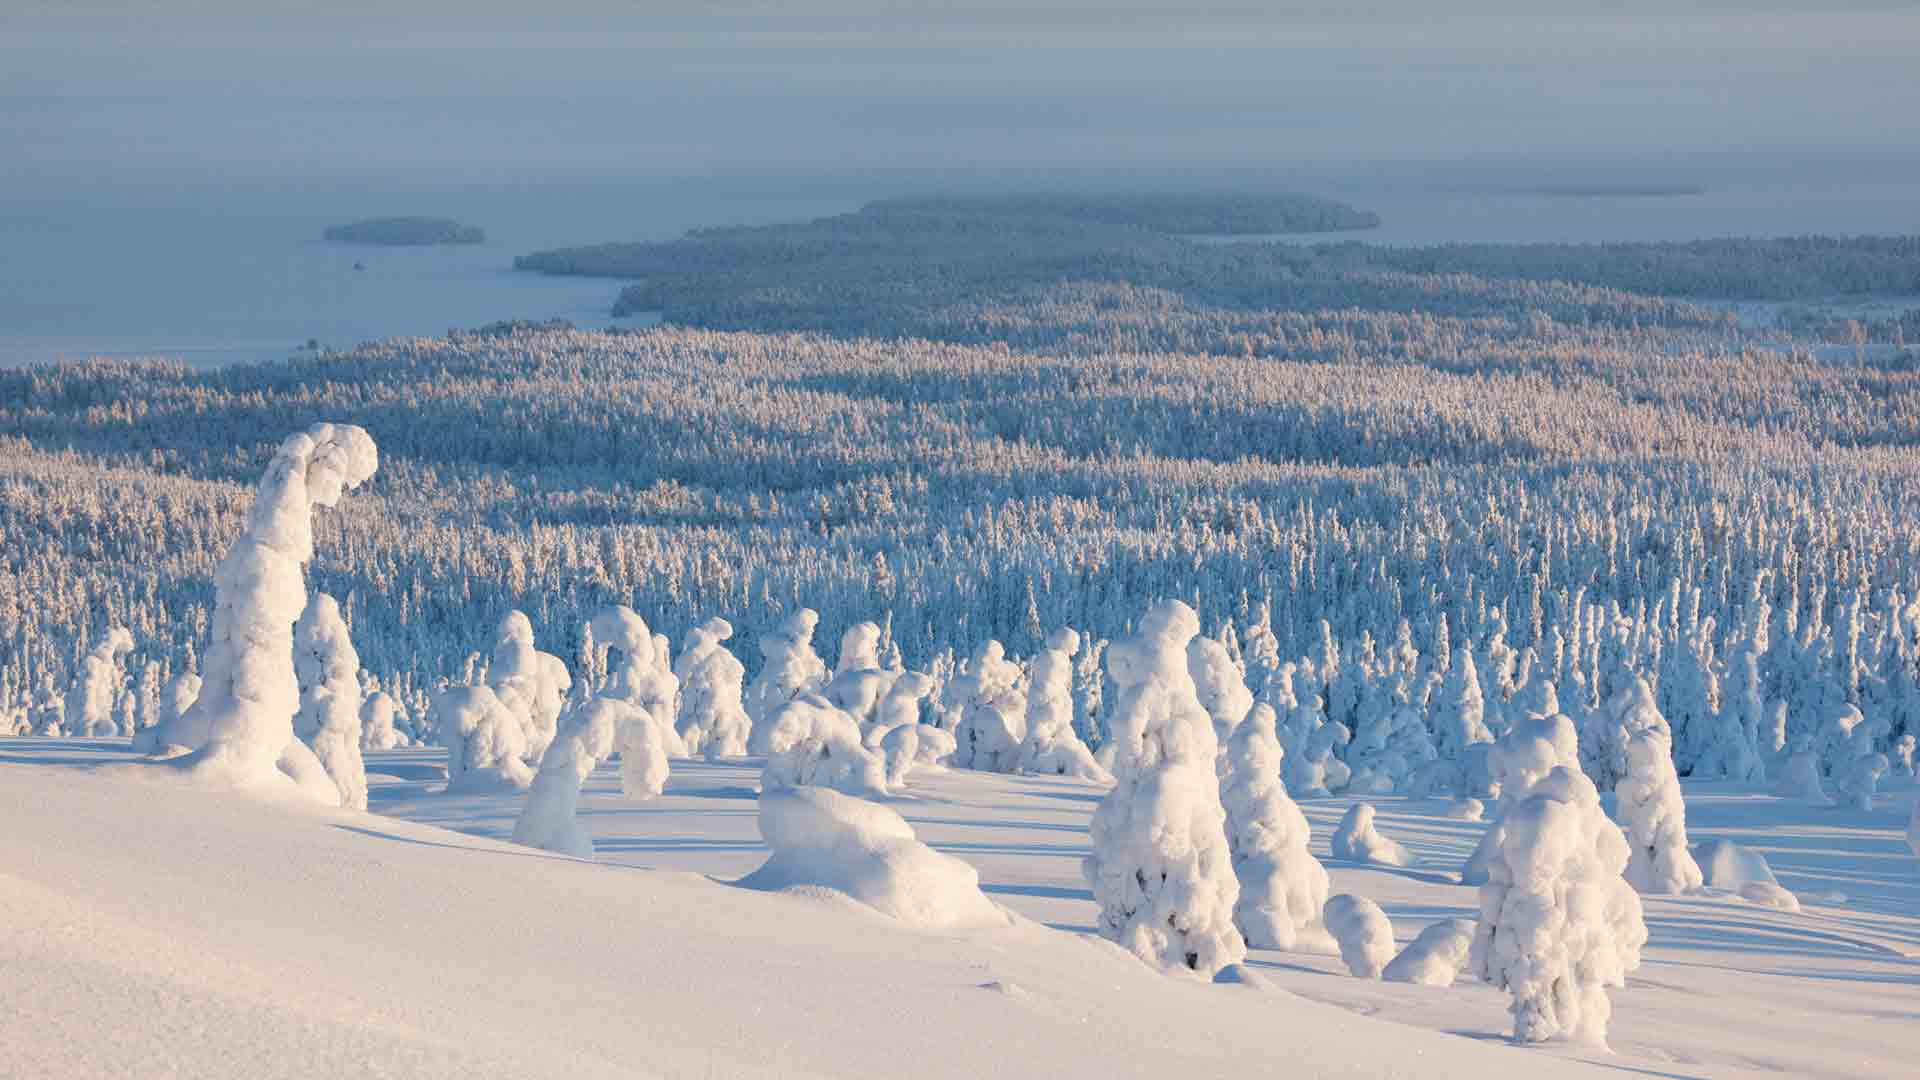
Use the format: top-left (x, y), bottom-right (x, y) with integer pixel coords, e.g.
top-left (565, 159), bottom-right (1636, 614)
top-left (5, 739), bottom-right (1919, 1077)
top-left (1324, 893), bottom-right (1395, 978)
top-left (1383, 918), bottom-right (1475, 986)
top-left (1692, 838), bottom-right (1801, 913)
top-left (740, 787), bottom-right (1010, 930)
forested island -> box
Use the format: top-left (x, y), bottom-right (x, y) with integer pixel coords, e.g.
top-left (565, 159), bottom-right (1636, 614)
top-left (516, 191), bottom-right (1919, 351)
top-left (324, 217), bottom-right (486, 246)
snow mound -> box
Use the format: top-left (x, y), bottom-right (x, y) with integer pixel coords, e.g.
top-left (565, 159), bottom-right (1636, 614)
top-left (740, 787), bottom-right (1010, 930)
top-left (1383, 918), bottom-right (1475, 986)
top-left (1323, 893), bottom-right (1394, 978)
top-left (1692, 838), bottom-right (1800, 912)
top-left (1331, 802), bottom-right (1413, 867)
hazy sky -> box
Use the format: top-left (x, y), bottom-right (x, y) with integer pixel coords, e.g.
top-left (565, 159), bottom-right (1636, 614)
top-left (6, 2), bottom-right (1919, 200)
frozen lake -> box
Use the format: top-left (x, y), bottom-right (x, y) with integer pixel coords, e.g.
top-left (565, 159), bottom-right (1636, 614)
top-left (4, 180), bottom-right (1915, 370)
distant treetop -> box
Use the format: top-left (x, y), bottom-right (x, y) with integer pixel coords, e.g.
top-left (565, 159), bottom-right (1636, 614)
top-left (865, 192), bottom-right (1382, 235)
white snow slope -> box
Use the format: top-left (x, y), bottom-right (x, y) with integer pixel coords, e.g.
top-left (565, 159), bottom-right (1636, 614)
top-left (4, 738), bottom-right (1917, 1078)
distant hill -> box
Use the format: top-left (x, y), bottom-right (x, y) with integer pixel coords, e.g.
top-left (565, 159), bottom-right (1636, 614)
top-left (866, 192), bottom-right (1382, 235)
top-left (323, 217), bottom-right (485, 246)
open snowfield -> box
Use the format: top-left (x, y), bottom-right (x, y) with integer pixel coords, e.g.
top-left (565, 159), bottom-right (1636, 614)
top-left (4, 737), bottom-right (1914, 1079)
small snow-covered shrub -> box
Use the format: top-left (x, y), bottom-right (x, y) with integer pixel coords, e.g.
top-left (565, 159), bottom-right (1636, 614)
top-left (292, 593), bottom-right (367, 809)
top-left (1470, 766), bottom-right (1645, 1046)
top-left (757, 695), bottom-right (889, 798)
top-left (1383, 918), bottom-right (1475, 986)
top-left (1323, 894), bottom-right (1394, 978)
top-left (360, 691), bottom-right (406, 750)
top-left (1616, 728), bottom-right (1702, 895)
top-left (433, 685), bottom-right (535, 793)
top-left (1331, 803), bottom-right (1413, 867)
top-left (1017, 628), bottom-right (1109, 781)
top-left (740, 787), bottom-right (1008, 929)
top-left (1083, 600), bottom-right (1245, 978)
top-left (1220, 704), bottom-right (1328, 950)
top-left (513, 697), bottom-right (624, 857)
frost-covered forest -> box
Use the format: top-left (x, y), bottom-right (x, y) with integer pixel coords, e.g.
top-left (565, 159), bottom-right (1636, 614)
top-left (8, 218), bottom-right (1920, 788)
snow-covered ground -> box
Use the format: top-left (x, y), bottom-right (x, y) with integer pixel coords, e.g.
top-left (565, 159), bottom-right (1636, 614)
top-left (4, 738), bottom-right (1916, 1078)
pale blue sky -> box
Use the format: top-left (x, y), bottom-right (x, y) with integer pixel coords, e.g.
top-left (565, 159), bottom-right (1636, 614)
top-left (5, 2), bottom-right (1918, 199)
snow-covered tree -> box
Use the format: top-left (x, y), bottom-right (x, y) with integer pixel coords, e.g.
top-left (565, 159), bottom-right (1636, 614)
top-left (674, 617), bottom-right (751, 760)
top-left (744, 608), bottom-right (828, 727)
top-left (360, 691), bottom-right (406, 750)
top-left (1616, 729), bottom-right (1703, 894)
top-left (1082, 600), bottom-right (1245, 977)
top-left (1220, 704), bottom-right (1327, 950)
top-left (433, 685), bottom-right (535, 793)
top-left (512, 697), bottom-right (624, 857)
top-left (1470, 766), bottom-right (1646, 1046)
top-left (822, 621), bottom-right (893, 729)
top-left (950, 640), bottom-right (1028, 772)
top-left (756, 694), bottom-right (889, 797)
top-left (873, 670), bottom-right (934, 732)
top-left (1016, 628), bottom-right (1109, 780)
top-left (591, 605), bottom-right (685, 761)
top-left (1189, 632), bottom-right (1254, 752)
top-left (1383, 918), bottom-right (1475, 986)
top-left (139, 423), bottom-right (377, 805)
top-left (487, 611), bottom-right (571, 762)
top-left (292, 593), bottom-right (367, 810)
top-left (65, 627), bottom-right (134, 737)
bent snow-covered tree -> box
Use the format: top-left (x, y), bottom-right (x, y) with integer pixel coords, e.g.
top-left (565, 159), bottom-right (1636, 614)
top-left (142, 423), bottom-right (377, 804)
top-left (292, 593), bottom-right (368, 810)
top-left (513, 697), bottom-right (625, 857)
top-left (1083, 600), bottom-right (1245, 977)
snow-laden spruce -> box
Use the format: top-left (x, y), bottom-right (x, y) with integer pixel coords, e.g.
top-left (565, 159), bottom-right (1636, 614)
top-left (1220, 703), bottom-right (1328, 950)
top-left (434, 684), bottom-right (536, 793)
top-left (487, 611), bottom-right (571, 763)
top-left (1188, 632), bottom-right (1253, 754)
top-left (1617, 727), bottom-right (1703, 895)
top-left (512, 697), bottom-right (624, 857)
top-left (359, 691), bottom-right (406, 750)
top-left (589, 605), bottom-right (686, 790)
top-left (66, 627), bottom-right (134, 737)
top-left (1470, 765), bottom-right (1646, 1046)
top-left (673, 617), bottom-right (752, 760)
top-left (756, 694), bottom-right (890, 798)
top-left (822, 621), bottom-right (894, 729)
top-left (291, 593), bottom-right (367, 810)
top-left (1323, 894), bottom-right (1395, 978)
top-left (950, 640), bottom-right (1028, 772)
top-left (1082, 600), bottom-right (1245, 977)
top-left (1581, 676), bottom-right (1669, 791)
top-left (1461, 698), bottom-right (1582, 886)
top-left (744, 608), bottom-right (828, 729)
top-left (1015, 628), bottom-right (1110, 780)
top-left (1331, 802), bottom-right (1413, 867)
top-left (1383, 918), bottom-right (1475, 986)
top-left (135, 423), bottom-right (377, 805)
top-left (740, 786), bottom-right (1008, 929)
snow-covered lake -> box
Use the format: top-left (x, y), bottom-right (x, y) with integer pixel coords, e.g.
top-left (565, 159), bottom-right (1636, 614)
top-left (3, 180), bottom-right (1915, 371)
